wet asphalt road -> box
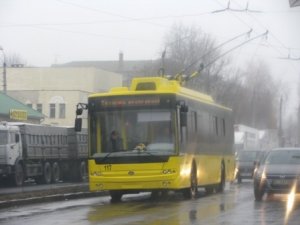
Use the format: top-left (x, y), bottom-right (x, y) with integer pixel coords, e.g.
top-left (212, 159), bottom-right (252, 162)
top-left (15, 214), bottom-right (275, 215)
top-left (0, 180), bottom-right (299, 225)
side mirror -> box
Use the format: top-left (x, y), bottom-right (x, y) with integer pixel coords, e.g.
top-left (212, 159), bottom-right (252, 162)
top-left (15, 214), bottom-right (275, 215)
top-left (180, 105), bottom-right (188, 127)
top-left (75, 118), bottom-right (82, 132)
top-left (76, 108), bottom-right (83, 116)
top-left (180, 112), bottom-right (187, 127)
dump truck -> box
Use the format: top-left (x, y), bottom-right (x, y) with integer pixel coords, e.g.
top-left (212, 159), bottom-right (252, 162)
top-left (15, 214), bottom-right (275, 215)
top-left (0, 122), bottom-right (88, 186)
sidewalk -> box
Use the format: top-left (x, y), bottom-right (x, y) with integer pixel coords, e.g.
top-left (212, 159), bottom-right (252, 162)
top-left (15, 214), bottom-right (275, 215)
top-left (0, 183), bottom-right (107, 209)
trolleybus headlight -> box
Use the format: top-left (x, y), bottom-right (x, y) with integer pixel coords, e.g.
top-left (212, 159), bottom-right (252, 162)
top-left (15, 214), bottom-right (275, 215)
top-left (180, 168), bottom-right (191, 177)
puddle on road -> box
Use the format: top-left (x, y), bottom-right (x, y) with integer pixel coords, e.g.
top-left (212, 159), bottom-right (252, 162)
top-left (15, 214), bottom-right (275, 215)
top-left (87, 189), bottom-right (237, 225)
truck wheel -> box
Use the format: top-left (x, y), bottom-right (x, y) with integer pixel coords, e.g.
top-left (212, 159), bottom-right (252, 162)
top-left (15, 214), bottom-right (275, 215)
top-left (79, 161), bottom-right (87, 182)
top-left (43, 162), bottom-right (52, 184)
top-left (13, 162), bottom-right (24, 186)
top-left (52, 162), bottom-right (60, 183)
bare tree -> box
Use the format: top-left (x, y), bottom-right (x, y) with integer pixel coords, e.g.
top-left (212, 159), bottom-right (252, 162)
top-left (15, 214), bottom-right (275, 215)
top-left (234, 61), bottom-right (282, 129)
top-left (0, 52), bottom-right (26, 67)
top-left (163, 24), bottom-right (228, 94)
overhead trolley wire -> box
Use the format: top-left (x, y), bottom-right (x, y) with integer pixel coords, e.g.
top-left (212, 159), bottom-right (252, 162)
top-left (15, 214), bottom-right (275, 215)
top-left (230, 0), bottom-right (299, 58)
top-left (177, 29), bottom-right (253, 76)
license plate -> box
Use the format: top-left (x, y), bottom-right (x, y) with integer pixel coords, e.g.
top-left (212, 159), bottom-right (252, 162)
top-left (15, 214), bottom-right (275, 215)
top-left (272, 179), bottom-right (292, 185)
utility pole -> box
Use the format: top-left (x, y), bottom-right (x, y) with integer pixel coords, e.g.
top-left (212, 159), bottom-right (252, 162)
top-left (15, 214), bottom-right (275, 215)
top-left (297, 104), bottom-right (300, 147)
top-left (160, 48), bottom-right (166, 77)
top-left (0, 46), bottom-right (7, 94)
top-left (278, 96), bottom-right (284, 147)
top-left (3, 61), bottom-right (7, 94)
top-left (298, 74), bottom-right (300, 147)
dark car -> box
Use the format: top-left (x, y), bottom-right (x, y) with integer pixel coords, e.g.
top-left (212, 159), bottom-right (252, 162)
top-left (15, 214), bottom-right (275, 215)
top-left (253, 148), bottom-right (300, 201)
top-left (236, 150), bottom-right (265, 183)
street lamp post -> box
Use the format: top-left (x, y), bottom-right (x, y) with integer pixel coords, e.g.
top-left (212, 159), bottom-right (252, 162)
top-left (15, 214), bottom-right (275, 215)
top-left (0, 46), bottom-right (7, 94)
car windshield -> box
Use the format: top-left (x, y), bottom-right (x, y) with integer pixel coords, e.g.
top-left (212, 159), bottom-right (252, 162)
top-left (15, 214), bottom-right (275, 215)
top-left (265, 150), bottom-right (300, 165)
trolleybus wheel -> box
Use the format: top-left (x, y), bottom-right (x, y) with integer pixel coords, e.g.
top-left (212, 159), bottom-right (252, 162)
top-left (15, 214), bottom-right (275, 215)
top-left (52, 162), bottom-right (60, 183)
top-left (150, 190), bottom-right (160, 200)
top-left (110, 191), bottom-right (123, 203)
top-left (216, 162), bottom-right (225, 193)
top-left (182, 163), bottom-right (198, 199)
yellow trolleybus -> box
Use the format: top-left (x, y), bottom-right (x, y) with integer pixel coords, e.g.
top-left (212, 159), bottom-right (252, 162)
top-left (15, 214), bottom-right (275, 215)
top-left (75, 76), bottom-right (235, 201)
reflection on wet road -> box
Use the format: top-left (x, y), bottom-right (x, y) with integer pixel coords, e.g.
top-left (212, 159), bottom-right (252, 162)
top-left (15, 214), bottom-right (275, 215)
top-left (1, 181), bottom-right (300, 225)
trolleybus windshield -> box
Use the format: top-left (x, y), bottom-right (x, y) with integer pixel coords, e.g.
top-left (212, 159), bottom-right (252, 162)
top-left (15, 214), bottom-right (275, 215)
top-left (89, 109), bottom-right (176, 157)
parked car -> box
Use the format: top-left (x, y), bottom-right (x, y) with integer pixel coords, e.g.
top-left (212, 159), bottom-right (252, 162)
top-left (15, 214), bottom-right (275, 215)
top-left (236, 150), bottom-right (266, 183)
top-left (253, 148), bottom-right (300, 201)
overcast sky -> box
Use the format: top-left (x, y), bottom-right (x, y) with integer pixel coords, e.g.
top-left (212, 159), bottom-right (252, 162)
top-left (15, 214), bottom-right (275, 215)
top-left (0, 0), bottom-right (300, 112)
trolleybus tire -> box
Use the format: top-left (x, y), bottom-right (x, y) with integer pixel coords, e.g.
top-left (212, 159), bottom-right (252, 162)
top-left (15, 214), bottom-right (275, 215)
top-left (110, 191), bottom-right (123, 203)
top-left (216, 162), bottom-right (225, 193)
top-left (182, 163), bottom-right (198, 199)
top-left (150, 190), bottom-right (160, 200)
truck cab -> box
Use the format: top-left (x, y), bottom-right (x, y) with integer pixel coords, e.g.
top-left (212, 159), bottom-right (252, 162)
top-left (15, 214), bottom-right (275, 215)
top-left (0, 122), bottom-right (23, 184)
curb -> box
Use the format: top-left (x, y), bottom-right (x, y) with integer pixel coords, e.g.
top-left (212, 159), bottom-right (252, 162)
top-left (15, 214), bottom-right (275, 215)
top-left (0, 184), bottom-right (108, 209)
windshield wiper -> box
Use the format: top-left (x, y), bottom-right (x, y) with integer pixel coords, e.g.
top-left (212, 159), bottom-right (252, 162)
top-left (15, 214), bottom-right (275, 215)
top-left (99, 150), bottom-right (127, 163)
top-left (133, 149), bottom-right (172, 161)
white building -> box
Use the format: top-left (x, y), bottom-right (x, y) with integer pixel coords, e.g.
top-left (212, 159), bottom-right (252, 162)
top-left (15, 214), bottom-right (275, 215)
top-left (6, 67), bottom-right (122, 127)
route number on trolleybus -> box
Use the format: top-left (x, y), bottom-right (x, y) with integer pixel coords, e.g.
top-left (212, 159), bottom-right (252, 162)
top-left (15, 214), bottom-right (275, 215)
top-left (104, 164), bottom-right (112, 171)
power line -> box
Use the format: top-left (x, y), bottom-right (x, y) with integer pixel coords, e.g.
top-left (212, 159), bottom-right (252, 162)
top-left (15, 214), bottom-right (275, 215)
top-left (179, 29), bottom-right (253, 75)
top-left (212, 0), bottom-right (300, 79)
top-left (212, 1), bottom-right (262, 13)
top-left (212, 0), bottom-right (254, 30)
top-left (203, 30), bottom-right (269, 71)
top-left (24, 25), bottom-right (160, 43)
top-left (55, 0), bottom-right (167, 28)
top-left (230, 0), bottom-right (289, 54)
top-left (0, 12), bottom-right (213, 28)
